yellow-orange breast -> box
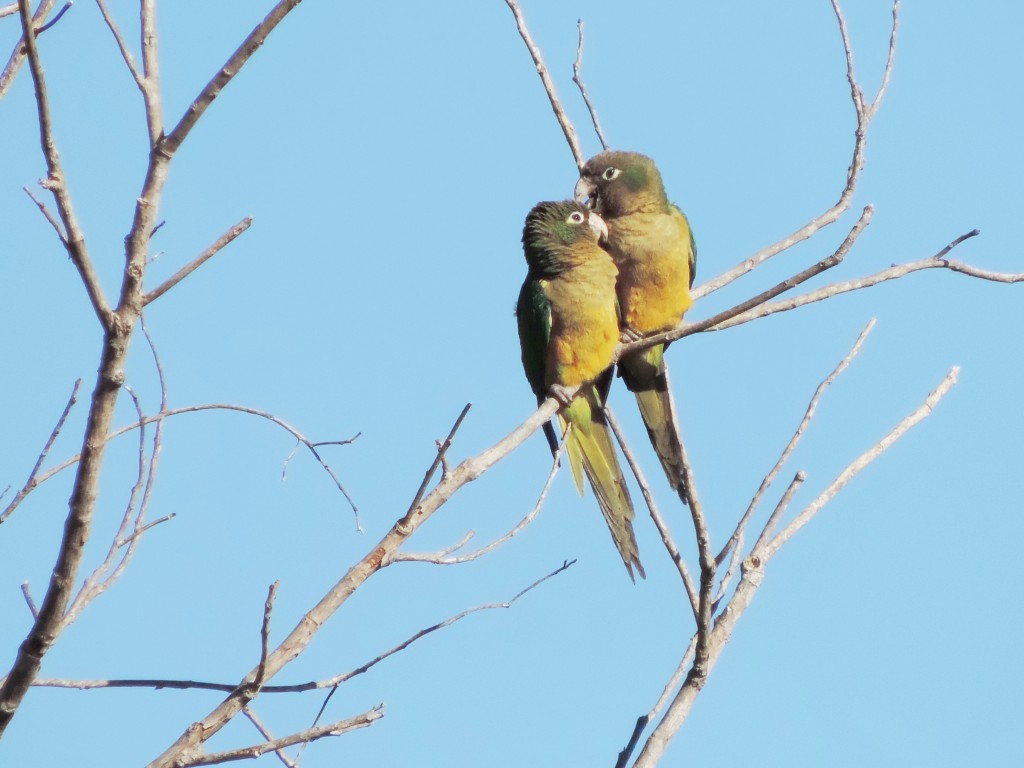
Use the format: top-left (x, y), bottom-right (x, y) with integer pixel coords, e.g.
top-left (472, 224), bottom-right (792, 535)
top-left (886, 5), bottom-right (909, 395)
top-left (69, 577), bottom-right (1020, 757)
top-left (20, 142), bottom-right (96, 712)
top-left (608, 208), bottom-right (693, 334)
top-left (542, 254), bottom-right (620, 389)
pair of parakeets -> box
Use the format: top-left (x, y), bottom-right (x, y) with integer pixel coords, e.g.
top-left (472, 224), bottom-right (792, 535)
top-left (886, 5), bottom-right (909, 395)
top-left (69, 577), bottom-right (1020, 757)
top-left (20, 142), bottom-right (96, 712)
top-left (516, 150), bottom-right (696, 581)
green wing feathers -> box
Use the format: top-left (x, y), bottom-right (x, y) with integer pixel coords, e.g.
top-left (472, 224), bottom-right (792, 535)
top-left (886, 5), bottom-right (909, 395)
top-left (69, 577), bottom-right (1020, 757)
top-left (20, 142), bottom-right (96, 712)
top-left (563, 387), bottom-right (645, 580)
top-left (516, 277), bottom-right (561, 455)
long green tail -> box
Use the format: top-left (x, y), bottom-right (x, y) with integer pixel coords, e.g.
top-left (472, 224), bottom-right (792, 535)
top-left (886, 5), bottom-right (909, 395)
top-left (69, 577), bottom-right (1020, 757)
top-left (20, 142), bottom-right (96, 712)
top-left (619, 344), bottom-right (689, 505)
top-left (562, 386), bottom-right (644, 580)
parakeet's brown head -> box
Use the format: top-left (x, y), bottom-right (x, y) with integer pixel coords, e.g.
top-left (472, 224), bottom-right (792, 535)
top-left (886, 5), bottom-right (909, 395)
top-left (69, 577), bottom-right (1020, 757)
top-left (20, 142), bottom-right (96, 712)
top-left (521, 200), bottom-right (608, 275)
top-left (575, 150), bottom-right (669, 218)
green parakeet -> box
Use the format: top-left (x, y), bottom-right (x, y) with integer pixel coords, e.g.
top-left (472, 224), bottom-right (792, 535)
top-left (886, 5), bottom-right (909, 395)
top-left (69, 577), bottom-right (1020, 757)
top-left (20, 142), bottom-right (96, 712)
top-left (576, 151), bottom-right (696, 504)
top-left (516, 200), bottom-right (644, 580)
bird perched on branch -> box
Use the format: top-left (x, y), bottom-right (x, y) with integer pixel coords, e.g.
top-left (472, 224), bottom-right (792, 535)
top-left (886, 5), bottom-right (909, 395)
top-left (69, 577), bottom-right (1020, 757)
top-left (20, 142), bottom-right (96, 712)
top-left (576, 150), bottom-right (696, 504)
top-left (516, 200), bottom-right (644, 580)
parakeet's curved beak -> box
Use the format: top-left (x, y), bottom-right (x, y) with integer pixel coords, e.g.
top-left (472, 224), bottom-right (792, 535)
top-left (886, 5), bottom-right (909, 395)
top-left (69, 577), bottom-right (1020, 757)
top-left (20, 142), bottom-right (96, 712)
top-left (575, 176), bottom-right (597, 207)
top-left (587, 211), bottom-right (608, 242)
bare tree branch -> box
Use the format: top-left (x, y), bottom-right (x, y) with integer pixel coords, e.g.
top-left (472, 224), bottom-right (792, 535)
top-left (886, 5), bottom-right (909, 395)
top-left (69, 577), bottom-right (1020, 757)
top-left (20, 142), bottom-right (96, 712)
top-left (504, 0), bottom-right (585, 169)
top-left (160, 0), bottom-right (304, 159)
top-left (692, 0), bottom-right (901, 300)
top-left (631, 364), bottom-right (958, 766)
top-left (0, 0), bottom-right (307, 737)
top-left (15, 0), bottom-right (110, 325)
top-left (145, 393), bottom-right (560, 766)
top-left (138, 0), bottom-right (162, 142)
top-left (676, 414), bottom-right (715, 702)
top-left (185, 706), bottom-right (383, 767)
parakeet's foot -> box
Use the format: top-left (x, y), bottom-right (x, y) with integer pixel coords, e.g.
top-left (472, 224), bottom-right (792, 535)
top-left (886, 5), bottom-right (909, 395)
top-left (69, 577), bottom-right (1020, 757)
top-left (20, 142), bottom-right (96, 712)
top-left (548, 383), bottom-right (577, 407)
top-left (620, 327), bottom-right (644, 344)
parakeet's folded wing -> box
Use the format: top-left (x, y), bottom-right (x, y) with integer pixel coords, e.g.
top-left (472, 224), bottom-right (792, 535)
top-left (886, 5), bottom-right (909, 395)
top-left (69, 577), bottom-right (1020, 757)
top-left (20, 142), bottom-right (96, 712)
top-left (516, 276), bottom-right (586, 493)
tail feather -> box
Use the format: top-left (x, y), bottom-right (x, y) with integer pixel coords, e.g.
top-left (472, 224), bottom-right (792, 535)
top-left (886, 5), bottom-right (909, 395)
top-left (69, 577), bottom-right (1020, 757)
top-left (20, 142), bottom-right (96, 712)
top-left (620, 346), bottom-right (689, 505)
top-left (557, 413), bottom-right (587, 496)
top-left (565, 388), bottom-right (645, 580)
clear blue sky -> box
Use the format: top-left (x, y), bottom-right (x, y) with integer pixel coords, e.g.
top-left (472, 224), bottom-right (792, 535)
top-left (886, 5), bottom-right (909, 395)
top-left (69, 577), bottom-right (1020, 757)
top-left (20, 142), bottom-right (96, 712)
top-left (2, 1), bottom-right (1022, 765)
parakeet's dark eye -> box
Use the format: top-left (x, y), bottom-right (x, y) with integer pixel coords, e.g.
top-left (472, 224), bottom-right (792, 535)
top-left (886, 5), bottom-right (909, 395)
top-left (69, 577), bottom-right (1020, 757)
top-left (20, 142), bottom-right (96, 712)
top-left (602, 167), bottom-right (621, 181)
top-left (566, 211), bottom-right (585, 224)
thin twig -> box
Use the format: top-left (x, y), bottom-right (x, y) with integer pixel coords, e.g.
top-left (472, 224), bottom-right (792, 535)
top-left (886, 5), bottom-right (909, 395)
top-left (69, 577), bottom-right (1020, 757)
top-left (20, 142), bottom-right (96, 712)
top-left (504, 0), bottom-right (585, 169)
top-left (708, 234), bottom-right (1006, 334)
top-left (605, 407), bottom-right (697, 618)
top-left (0, 378), bottom-right (80, 525)
top-left (283, 433), bottom-right (361, 478)
top-left (406, 403), bottom-right (472, 515)
top-left (94, 0), bottom-right (144, 88)
top-left (752, 471), bottom-right (806, 554)
top-left (33, 0), bottom-right (69, 34)
top-left (117, 513), bottom-right (175, 547)
top-left (615, 636), bottom-right (698, 768)
top-left (33, 561), bottom-right (575, 700)
top-left (254, 583), bottom-right (279, 690)
top-left (143, 217), bottom-right (253, 305)
top-left (305, 559), bottom-right (575, 738)
top-left (22, 184), bottom-right (67, 244)
top-left (391, 435), bottom-right (565, 565)
top-left (9, 403), bottom-right (361, 522)
top-left (572, 19), bottom-right (608, 150)
top-left (870, 0), bottom-right (899, 116)
top-left (241, 707), bottom-right (298, 768)
top-left (767, 367), bottom-right (960, 557)
top-left (61, 384), bottom-right (150, 628)
top-left (20, 583), bottom-right (38, 619)
top-left (715, 319), bottom-right (876, 569)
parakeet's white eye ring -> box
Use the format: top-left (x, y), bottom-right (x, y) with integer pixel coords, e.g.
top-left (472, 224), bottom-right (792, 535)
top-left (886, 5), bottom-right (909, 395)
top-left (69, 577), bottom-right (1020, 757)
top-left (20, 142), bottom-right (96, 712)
top-left (567, 211), bottom-right (585, 224)
top-left (602, 167), bottom-right (621, 181)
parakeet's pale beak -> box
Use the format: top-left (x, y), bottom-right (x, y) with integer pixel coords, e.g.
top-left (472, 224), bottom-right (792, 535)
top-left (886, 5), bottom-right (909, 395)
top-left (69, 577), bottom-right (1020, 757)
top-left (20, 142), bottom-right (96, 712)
top-left (587, 211), bottom-right (609, 242)
top-left (575, 176), bottom-right (597, 206)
